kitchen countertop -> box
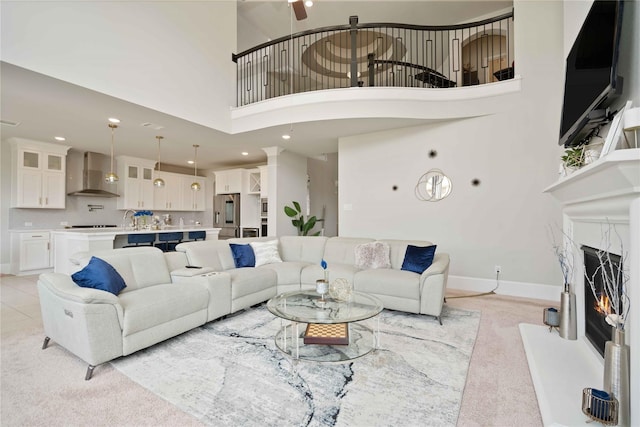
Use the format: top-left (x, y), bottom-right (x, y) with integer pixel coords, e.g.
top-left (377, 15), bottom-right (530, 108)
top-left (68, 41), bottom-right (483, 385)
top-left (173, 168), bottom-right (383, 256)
top-left (50, 226), bottom-right (220, 235)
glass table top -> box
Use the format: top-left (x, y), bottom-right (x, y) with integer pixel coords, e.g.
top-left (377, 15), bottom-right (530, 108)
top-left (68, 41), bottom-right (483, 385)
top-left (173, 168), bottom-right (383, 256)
top-left (266, 290), bottom-right (383, 324)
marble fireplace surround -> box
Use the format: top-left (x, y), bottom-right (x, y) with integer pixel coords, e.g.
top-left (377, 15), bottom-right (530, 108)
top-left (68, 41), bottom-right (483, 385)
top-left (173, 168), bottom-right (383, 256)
top-left (521, 148), bottom-right (639, 426)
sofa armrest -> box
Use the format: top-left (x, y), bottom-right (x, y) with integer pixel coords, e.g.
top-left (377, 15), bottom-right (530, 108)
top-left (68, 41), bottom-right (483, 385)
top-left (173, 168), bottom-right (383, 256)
top-left (38, 273), bottom-right (121, 305)
top-left (171, 267), bottom-right (215, 278)
top-left (418, 253), bottom-right (450, 317)
top-left (37, 273), bottom-right (124, 367)
top-left (420, 253), bottom-right (450, 280)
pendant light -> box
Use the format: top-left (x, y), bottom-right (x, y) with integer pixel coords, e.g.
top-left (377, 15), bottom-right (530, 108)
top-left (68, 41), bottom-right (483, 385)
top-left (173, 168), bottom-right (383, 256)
top-left (153, 136), bottom-right (165, 188)
top-left (191, 144), bottom-right (201, 191)
top-left (105, 123), bottom-right (119, 183)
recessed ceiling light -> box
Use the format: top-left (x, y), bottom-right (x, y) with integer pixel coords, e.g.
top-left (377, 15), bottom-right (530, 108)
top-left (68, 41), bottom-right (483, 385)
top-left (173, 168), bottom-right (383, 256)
top-left (282, 134), bottom-right (291, 140)
top-left (187, 160), bottom-right (195, 165)
top-left (241, 152), bottom-right (249, 156)
top-left (108, 117), bottom-right (120, 123)
top-left (54, 136), bottom-right (66, 141)
top-left (305, 0), bottom-right (313, 7)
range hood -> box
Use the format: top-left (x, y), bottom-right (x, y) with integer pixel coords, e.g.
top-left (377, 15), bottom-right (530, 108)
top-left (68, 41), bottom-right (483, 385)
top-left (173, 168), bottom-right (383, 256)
top-left (67, 152), bottom-right (120, 197)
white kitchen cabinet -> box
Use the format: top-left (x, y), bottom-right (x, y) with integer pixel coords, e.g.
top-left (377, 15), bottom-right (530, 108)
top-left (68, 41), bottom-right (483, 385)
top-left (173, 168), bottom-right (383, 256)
top-left (181, 176), bottom-right (206, 211)
top-left (258, 165), bottom-right (268, 198)
top-left (215, 169), bottom-right (243, 194)
top-left (117, 156), bottom-right (156, 210)
top-left (10, 231), bottom-right (53, 274)
top-left (153, 171), bottom-right (182, 211)
top-left (10, 139), bottom-right (70, 209)
top-left (247, 169), bottom-right (261, 194)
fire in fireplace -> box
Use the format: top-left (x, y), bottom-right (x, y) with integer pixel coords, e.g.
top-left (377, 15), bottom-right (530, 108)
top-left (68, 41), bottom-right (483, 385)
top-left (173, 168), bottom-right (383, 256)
top-left (582, 245), bottom-right (623, 357)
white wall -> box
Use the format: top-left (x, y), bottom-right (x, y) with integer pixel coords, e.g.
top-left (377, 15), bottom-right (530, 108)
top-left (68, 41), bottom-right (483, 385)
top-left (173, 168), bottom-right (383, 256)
top-left (308, 153), bottom-right (339, 237)
top-left (338, 1), bottom-right (566, 286)
top-left (266, 149), bottom-right (308, 236)
top-left (1, 1), bottom-right (237, 133)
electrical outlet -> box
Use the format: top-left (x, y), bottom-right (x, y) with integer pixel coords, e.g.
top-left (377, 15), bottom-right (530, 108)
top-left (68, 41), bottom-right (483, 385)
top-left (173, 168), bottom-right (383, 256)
top-left (495, 265), bottom-right (502, 274)
top-left (60, 221), bottom-right (69, 226)
top-left (24, 222), bottom-right (32, 227)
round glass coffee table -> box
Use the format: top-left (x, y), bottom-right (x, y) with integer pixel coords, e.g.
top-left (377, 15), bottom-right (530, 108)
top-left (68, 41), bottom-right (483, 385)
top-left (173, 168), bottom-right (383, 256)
top-left (266, 290), bottom-right (383, 362)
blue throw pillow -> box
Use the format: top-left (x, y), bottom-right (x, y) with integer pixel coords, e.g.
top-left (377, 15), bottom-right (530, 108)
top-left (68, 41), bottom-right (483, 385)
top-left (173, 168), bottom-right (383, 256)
top-left (401, 245), bottom-right (437, 274)
top-left (71, 256), bottom-right (127, 295)
top-left (230, 243), bottom-right (255, 268)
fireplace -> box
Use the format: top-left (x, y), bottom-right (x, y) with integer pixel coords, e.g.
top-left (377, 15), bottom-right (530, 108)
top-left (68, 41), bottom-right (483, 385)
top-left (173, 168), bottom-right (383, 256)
top-left (582, 245), bottom-right (622, 357)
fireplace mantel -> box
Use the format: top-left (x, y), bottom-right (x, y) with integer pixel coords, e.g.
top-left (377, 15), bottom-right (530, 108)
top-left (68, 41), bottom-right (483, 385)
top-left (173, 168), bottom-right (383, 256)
top-left (523, 148), bottom-right (639, 426)
top-left (543, 148), bottom-right (640, 219)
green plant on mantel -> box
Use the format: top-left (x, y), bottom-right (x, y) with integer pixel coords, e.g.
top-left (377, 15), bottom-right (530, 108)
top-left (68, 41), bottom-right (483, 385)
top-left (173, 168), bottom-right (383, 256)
top-left (284, 201), bottom-right (320, 236)
top-left (561, 146), bottom-right (585, 169)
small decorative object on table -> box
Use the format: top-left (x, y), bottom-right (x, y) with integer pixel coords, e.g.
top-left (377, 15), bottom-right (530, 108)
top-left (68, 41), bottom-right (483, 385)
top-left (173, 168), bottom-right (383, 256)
top-left (316, 259), bottom-right (329, 300)
top-left (543, 307), bottom-right (560, 331)
top-left (582, 388), bottom-right (618, 425)
top-left (329, 278), bottom-right (353, 302)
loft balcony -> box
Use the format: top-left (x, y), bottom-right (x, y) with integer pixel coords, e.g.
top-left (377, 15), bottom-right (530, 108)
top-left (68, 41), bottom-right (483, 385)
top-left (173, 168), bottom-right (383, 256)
top-left (232, 12), bottom-right (515, 106)
top-left (230, 12), bottom-right (520, 133)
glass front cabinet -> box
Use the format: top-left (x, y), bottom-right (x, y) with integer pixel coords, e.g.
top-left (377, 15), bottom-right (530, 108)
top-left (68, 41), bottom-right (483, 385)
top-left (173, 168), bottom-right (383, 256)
top-left (10, 139), bottom-right (70, 209)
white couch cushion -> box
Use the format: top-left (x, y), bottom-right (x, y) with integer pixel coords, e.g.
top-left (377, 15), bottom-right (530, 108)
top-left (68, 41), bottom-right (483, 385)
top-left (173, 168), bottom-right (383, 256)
top-left (279, 236), bottom-right (328, 263)
top-left (323, 237), bottom-right (375, 266)
top-left (77, 247), bottom-right (172, 292)
top-left (118, 283), bottom-right (208, 337)
top-left (354, 269), bottom-right (420, 299)
top-left (227, 268), bottom-right (276, 299)
top-left (176, 241), bottom-right (236, 271)
top-left (260, 261), bottom-right (310, 286)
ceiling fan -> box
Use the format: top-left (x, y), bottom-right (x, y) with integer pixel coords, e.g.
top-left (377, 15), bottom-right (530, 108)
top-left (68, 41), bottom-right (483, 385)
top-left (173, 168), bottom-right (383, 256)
top-left (288, 0), bottom-right (313, 21)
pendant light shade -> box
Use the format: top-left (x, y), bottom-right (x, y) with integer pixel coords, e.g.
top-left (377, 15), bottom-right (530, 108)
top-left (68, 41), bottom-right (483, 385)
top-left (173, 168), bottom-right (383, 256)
top-left (105, 123), bottom-right (119, 183)
top-left (153, 135), bottom-right (165, 188)
top-left (191, 144), bottom-right (201, 191)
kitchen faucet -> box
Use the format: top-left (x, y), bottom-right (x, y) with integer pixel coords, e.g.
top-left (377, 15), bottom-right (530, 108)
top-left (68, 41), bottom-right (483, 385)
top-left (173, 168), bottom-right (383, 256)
top-left (122, 209), bottom-right (137, 229)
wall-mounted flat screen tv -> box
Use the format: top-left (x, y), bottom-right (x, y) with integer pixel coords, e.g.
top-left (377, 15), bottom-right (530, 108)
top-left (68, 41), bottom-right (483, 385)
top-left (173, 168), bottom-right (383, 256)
top-left (558, 0), bottom-right (624, 147)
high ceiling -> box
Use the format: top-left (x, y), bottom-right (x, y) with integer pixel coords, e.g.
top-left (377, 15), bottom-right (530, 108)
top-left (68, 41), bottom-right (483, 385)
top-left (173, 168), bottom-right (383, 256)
top-left (1, 1), bottom-right (511, 171)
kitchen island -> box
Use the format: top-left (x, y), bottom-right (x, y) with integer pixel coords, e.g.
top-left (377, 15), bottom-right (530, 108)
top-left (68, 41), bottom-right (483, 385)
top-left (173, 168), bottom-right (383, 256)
top-left (52, 227), bottom-right (220, 275)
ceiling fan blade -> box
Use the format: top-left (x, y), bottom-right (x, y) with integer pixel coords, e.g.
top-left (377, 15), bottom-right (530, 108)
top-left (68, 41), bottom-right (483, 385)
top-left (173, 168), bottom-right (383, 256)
top-left (291, 0), bottom-right (307, 20)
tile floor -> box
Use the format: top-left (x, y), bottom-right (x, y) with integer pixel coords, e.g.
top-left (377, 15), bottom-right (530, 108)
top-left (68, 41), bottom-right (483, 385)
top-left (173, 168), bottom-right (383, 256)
top-left (0, 274), bottom-right (43, 337)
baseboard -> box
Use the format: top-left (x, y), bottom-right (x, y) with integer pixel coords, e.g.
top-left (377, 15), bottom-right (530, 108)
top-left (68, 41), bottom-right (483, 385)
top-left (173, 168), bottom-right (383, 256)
top-left (447, 275), bottom-right (560, 303)
top-left (0, 263), bottom-right (11, 275)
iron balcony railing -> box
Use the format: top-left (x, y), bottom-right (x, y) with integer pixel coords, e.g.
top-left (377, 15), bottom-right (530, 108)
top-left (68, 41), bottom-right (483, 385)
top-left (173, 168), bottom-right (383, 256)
top-left (232, 12), bottom-right (514, 107)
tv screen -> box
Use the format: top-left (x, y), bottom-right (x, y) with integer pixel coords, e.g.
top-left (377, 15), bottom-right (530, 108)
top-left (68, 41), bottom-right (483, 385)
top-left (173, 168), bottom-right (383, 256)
top-left (558, 0), bottom-right (624, 147)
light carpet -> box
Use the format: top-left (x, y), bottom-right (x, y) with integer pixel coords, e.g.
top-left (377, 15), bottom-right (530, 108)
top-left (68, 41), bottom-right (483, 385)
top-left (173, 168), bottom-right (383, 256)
top-left (111, 304), bottom-right (480, 427)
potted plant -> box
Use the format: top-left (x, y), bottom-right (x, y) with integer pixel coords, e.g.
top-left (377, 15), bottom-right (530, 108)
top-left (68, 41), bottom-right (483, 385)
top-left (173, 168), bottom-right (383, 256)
top-left (284, 201), bottom-right (320, 236)
top-left (561, 146), bottom-right (585, 175)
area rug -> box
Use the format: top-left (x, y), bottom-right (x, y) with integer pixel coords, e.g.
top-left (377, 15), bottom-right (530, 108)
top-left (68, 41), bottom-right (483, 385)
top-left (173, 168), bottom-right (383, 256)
top-left (111, 304), bottom-right (480, 427)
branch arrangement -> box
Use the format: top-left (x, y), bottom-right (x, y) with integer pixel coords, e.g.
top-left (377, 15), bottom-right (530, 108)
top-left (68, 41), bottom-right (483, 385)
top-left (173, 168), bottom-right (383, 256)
top-left (584, 224), bottom-right (630, 330)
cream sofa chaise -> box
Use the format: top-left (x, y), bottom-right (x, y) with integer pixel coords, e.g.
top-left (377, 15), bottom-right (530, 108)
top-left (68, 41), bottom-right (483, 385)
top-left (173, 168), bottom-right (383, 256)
top-left (38, 236), bottom-right (449, 380)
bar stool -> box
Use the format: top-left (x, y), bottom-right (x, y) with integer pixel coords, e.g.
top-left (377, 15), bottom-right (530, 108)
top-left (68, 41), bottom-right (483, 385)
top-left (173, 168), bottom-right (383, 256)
top-left (155, 232), bottom-right (183, 252)
top-left (186, 230), bottom-right (206, 242)
top-left (123, 233), bottom-right (156, 248)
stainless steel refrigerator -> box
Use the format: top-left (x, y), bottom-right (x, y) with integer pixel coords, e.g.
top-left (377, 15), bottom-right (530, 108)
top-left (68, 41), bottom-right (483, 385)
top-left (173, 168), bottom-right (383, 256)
top-left (213, 194), bottom-right (241, 239)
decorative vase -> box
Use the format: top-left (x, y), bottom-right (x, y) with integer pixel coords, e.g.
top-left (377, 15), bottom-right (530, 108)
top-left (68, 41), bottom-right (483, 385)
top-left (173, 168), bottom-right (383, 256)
top-left (559, 290), bottom-right (577, 340)
top-left (315, 279), bottom-right (328, 300)
top-left (603, 328), bottom-right (630, 427)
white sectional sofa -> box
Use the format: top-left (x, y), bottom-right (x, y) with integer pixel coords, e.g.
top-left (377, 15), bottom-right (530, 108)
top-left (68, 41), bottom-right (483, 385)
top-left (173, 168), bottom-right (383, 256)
top-left (37, 236), bottom-right (449, 379)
